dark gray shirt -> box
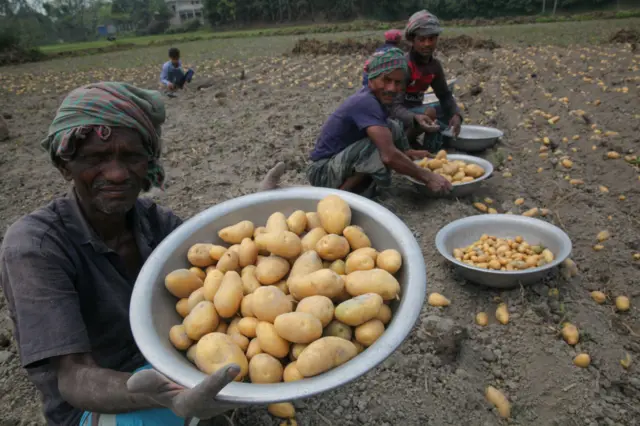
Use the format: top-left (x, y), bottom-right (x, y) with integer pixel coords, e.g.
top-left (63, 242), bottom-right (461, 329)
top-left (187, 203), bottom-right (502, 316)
top-left (0, 189), bottom-right (183, 426)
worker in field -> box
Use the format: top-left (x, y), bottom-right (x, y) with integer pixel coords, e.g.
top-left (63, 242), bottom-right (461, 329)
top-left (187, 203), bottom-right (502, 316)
top-left (361, 29), bottom-right (404, 86)
top-left (160, 47), bottom-right (195, 97)
top-left (0, 82), bottom-right (283, 426)
top-left (307, 48), bottom-right (452, 198)
top-left (391, 10), bottom-right (462, 151)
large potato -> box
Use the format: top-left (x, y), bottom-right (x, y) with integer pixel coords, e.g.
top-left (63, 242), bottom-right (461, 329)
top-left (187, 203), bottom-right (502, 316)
top-left (305, 212), bottom-right (322, 230)
top-left (216, 251), bottom-right (239, 273)
top-left (169, 324), bottom-right (193, 351)
top-left (246, 338), bottom-right (262, 360)
top-left (345, 269), bottom-right (400, 301)
top-left (376, 249), bottom-right (402, 274)
top-left (209, 245), bottom-right (227, 262)
top-left (355, 319), bottom-right (385, 347)
top-left (287, 210), bottom-right (307, 235)
top-left (249, 353), bottom-right (284, 384)
top-left (301, 228), bottom-right (327, 252)
top-left (251, 286), bottom-right (293, 322)
top-left (165, 269), bottom-right (204, 298)
top-left (335, 293), bottom-right (383, 326)
top-left (317, 195), bottom-right (352, 235)
top-left (274, 312), bottom-right (323, 343)
top-left (184, 301), bottom-right (220, 341)
top-left (316, 235), bottom-right (350, 261)
top-left (238, 238), bottom-right (258, 268)
top-left (266, 212), bottom-right (289, 233)
top-left (238, 317), bottom-right (259, 338)
top-left (289, 269), bottom-right (345, 300)
top-left (288, 250), bottom-right (323, 284)
top-left (213, 271), bottom-right (244, 318)
top-left (255, 256), bottom-right (290, 285)
top-left (345, 254), bottom-right (375, 274)
top-left (195, 333), bottom-right (248, 381)
top-left (256, 321), bottom-right (290, 358)
top-left (296, 337), bottom-right (358, 377)
top-left (264, 231), bottom-right (302, 259)
top-left (296, 295), bottom-right (335, 327)
top-left (323, 320), bottom-right (353, 340)
top-left (240, 265), bottom-right (261, 295)
top-left (187, 243), bottom-right (216, 268)
top-left (187, 288), bottom-right (206, 312)
top-left (283, 361), bottom-right (304, 382)
top-left (343, 226), bottom-right (371, 250)
top-left (203, 270), bottom-right (224, 301)
top-left (219, 221), bottom-right (255, 244)
top-left (241, 293), bottom-right (254, 317)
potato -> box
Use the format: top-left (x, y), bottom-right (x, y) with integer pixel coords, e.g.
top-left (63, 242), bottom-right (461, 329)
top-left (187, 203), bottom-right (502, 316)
top-left (227, 317), bottom-right (242, 336)
top-left (256, 256), bottom-right (291, 285)
top-left (335, 293), bottom-right (383, 326)
top-left (249, 353), bottom-right (284, 384)
top-left (283, 361), bottom-right (304, 382)
top-left (442, 163), bottom-right (458, 176)
top-left (317, 195), bottom-right (352, 235)
top-left (266, 212), bottom-right (289, 233)
top-left (189, 267), bottom-right (206, 280)
top-left (216, 322), bottom-right (228, 334)
top-left (329, 259), bottom-right (346, 275)
top-left (187, 288), bottom-right (206, 312)
top-left (323, 320), bottom-right (353, 340)
top-left (186, 345), bottom-right (198, 363)
top-left (187, 243), bottom-right (216, 268)
top-left (176, 298), bottom-right (190, 318)
top-left (345, 269), bottom-right (400, 301)
top-left (574, 353), bottom-right (591, 368)
top-left (355, 319), bottom-right (384, 347)
top-left (246, 338), bottom-right (262, 360)
top-left (273, 281), bottom-right (289, 295)
top-left (352, 340), bottom-right (365, 354)
top-left (465, 164), bottom-right (485, 178)
top-left (305, 212), bottom-right (322, 230)
top-left (345, 254), bottom-right (375, 274)
top-left (253, 226), bottom-right (268, 238)
top-left (238, 317), bottom-right (259, 338)
top-left (476, 312), bottom-right (489, 326)
top-left (485, 386), bottom-right (511, 419)
top-left (289, 269), bottom-right (345, 300)
top-left (343, 225), bottom-right (371, 250)
top-left (288, 250), bottom-right (324, 283)
top-left (236, 238), bottom-right (258, 268)
top-left (376, 249), bottom-right (402, 274)
top-left (219, 221), bottom-right (255, 244)
top-left (347, 247), bottom-right (379, 262)
top-left (296, 336), bottom-right (358, 377)
top-left (427, 159), bottom-right (443, 170)
top-left (316, 234), bottom-right (350, 261)
top-left (496, 303), bottom-right (509, 325)
top-left (216, 250), bottom-right (239, 273)
top-left (239, 265), bottom-right (261, 295)
top-left (213, 271), bottom-right (244, 318)
top-left (333, 287), bottom-right (352, 304)
top-left (169, 324), bottom-right (193, 351)
top-left (165, 269), bottom-right (204, 298)
top-left (256, 321), bottom-right (290, 358)
top-left (209, 245), bottom-right (228, 262)
top-left (428, 293), bottom-right (450, 307)
top-left (296, 295), bottom-right (335, 327)
top-left (562, 323), bottom-right (579, 345)
top-left (287, 210), bottom-right (307, 235)
top-left (301, 227), bottom-right (328, 252)
top-left (240, 293), bottom-right (254, 317)
top-left (591, 291), bottom-right (606, 304)
top-left (184, 301), bottom-right (220, 341)
top-left (264, 231), bottom-right (303, 259)
top-left (376, 304), bottom-right (392, 325)
top-left (195, 333), bottom-right (248, 381)
top-left (203, 270), bottom-right (224, 301)
top-left (268, 402), bottom-right (296, 419)
top-left (616, 296), bottom-right (630, 312)
top-left (289, 343), bottom-right (308, 361)
top-left (229, 332), bottom-right (250, 352)
top-left (205, 265), bottom-right (218, 276)
top-left (251, 286), bottom-right (293, 323)
top-left (274, 312), bottom-right (323, 343)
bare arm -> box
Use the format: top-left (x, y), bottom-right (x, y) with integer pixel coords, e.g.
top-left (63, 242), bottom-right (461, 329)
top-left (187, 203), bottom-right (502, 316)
top-left (390, 91), bottom-right (418, 129)
top-left (366, 126), bottom-right (433, 182)
top-left (431, 62), bottom-right (460, 120)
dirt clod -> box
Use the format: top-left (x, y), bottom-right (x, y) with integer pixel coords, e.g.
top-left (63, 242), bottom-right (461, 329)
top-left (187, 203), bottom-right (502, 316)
top-left (609, 29), bottom-right (639, 44)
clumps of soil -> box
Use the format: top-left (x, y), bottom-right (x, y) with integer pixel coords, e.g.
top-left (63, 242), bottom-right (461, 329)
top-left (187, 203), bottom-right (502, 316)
top-left (609, 29), bottom-right (639, 44)
top-left (439, 35), bottom-right (500, 51)
top-left (0, 46), bottom-right (45, 66)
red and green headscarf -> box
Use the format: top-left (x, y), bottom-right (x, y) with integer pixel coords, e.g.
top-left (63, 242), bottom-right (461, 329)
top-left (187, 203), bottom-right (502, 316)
top-left (364, 47), bottom-right (408, 81)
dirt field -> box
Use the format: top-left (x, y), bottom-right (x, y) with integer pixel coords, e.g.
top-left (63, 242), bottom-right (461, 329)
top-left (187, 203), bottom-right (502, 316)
top-left (1, 18), bottom-right (639, 426)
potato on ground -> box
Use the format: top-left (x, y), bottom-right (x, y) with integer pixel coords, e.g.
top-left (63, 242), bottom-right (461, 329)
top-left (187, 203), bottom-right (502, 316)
top-left (213, 271), bottom-right (244, 318)
top-left (335, 293), bottom-right (383, 326)
top-left (251, 286), bottom-right (293, 322)
top-left (296, 336), bottom-right (358, 377)
top-left (355, 319), bottom-right (385, 347)
top-left (323, 320), bottom-right (353, 340)
top-left (256, 256), bottom-right (291, 285)
top-left (283, 361), bottom-right (304, 382)
top-left (376, 249), bottom-right (402, 274)
top-left (343, 225), bottom-right (371, 250)
top-left (289, 269), bottom-right (345, 300)
top-left (249, 353), bottom-right (284, 384)
top-left (256, 321), bottom-right (290, 358)
top-left (169, 324), bottom-right (193, 351)
top-left (295, 295), bottom-right (335, 327)
top-left (195, 332), bottom-right (248, 381)
top-left (316, 234), bottom-right (350, 261)
top-left (345, 269), bottom-right (400, 300)
top-left (317, 195), bottom-right (352, 235)
top-left (274, 312), bottom-right (323, 343)
top-left (187, 243), bottom-right (216, 268)
top-left (165, 269), bottom-right (204, 298)
top-left (268, 403), bottom-right (296, 419)
top-left (219, 220), bottom-right (255, 244)
top-left (183, 301), bottom-right (220, 340)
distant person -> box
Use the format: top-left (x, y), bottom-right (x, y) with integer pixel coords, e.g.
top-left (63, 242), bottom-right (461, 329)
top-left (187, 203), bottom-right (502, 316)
top-left (160, 47), bottom-right (195, 97)
top-left (362, 29), bottom-right (404, 86)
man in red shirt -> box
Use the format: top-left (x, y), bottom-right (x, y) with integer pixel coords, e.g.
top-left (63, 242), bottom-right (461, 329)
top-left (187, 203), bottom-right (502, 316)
top-left (390, 11), bottom-right (462, 151)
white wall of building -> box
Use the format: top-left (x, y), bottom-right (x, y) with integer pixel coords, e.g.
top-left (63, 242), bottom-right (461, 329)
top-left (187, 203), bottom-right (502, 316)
top-left (166, 0), bottom-right (205, 26)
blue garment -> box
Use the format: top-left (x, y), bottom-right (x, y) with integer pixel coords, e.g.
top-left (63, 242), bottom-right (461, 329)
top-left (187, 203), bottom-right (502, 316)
top-left (362, 43), bottom-right (400, 86)
top-left (160, 61), bottom-right (194, 88)
top-left (310, 87), bottom-right (389, 161)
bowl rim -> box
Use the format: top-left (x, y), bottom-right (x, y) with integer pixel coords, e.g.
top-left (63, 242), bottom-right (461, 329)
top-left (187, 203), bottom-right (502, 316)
top-left (404, 154), bottom-right (494, 188)
top-left (130, 187), bottom-right (427, 404)
top-left (434, 214), bottom-right (573, 276)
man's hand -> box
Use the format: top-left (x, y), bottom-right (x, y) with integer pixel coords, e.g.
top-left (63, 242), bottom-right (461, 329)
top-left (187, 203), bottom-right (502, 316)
top-left (405, 150), bottom-right (434, 160)
top-left (421, 171), bottom-right (452, 194)
top-left (414, 114), bottom-right (440, 133)
top-left (167, 82), bottom-right (175, 91)
top-left (127, 364), bottom-right (240, 419)
top-left (449, 114), bottom-right (462, 137)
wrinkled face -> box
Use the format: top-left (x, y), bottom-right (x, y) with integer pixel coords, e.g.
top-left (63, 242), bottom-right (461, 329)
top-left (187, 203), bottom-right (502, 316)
top-left (414, 34), bottom-right (439, 57)
top-left (368, 68), bottom-right (405, 105)
top-left (58, 127), bottom-right (149, 215)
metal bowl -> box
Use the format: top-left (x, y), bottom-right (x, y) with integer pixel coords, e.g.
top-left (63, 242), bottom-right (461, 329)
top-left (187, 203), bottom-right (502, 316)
top-left (130, 187), bottom-right (426, 405)
top-left (443, 125), bottom-right (504, 153)
top-left (435, 214), bottom-right (572, 289)
top-left (404, 154), bottom-right (494, 198)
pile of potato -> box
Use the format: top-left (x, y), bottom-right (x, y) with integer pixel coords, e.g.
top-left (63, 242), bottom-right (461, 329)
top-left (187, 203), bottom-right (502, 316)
top-left (164, 194), bottom-right (402, 387)
top-left (453, 234), bottom-right (555, 271)
top-left (416, 150), bottom-right (486, 185)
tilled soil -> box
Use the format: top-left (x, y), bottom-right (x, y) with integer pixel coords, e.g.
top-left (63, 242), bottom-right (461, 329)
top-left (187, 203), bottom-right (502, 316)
top-left (0, 39), bottom-right (639, 426)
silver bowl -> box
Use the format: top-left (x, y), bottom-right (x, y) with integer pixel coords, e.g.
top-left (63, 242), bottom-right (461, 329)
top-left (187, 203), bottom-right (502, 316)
top-left (404, 154), bottom-right (494, 198)
top-left (130, 187), bottom-right (426, 405)
top-left (443, 125), bottom-right (504, 152)
top-left (435, 214), bottom-right (572, 289)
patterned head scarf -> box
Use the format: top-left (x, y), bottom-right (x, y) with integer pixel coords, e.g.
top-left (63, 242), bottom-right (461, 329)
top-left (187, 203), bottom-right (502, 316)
top-left (405, 10), bottom-right (443, 41)
top-left (41, 82), bottom-right (166, 190)
top-left (384, 29), bottom-right (403, 43)
top-left (364, 48), bottom-right (408, 81)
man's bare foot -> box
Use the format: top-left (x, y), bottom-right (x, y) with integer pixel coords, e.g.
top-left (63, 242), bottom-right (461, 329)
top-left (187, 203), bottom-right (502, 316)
top-left (258, 162), bottom-right (286, 191)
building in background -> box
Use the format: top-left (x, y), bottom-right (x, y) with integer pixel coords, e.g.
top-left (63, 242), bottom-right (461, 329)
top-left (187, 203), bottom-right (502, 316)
top-left (166, 0), bottom-right (204, 26)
